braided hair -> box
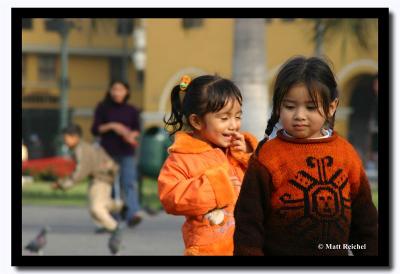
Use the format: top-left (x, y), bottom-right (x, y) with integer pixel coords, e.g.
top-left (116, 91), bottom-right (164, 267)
top-left (265, 56), bottom-right (338, 137)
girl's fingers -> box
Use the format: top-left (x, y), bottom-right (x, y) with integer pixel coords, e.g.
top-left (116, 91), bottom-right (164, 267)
top-left (231, 140), bottom-right (243, 147)
top-left (231, 144), bottom-right (245, 152)
top-left (231, 131), bottom-right (245, 142)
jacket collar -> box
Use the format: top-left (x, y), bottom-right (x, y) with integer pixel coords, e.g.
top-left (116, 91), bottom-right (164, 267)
top-left (276, 129), bottom-right (338, 144)
top-left (168, 131), bottom-right (217, 154)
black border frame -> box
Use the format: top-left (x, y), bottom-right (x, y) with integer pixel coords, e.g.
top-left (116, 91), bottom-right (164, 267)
top-left (12, 7), bottom-right (390, 268)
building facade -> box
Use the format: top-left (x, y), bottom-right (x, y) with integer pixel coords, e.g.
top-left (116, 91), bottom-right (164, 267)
top-left (22, 18), bottom-right (378, 159)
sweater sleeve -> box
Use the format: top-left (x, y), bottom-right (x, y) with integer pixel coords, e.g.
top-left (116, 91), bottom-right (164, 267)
top-left (348, 169), bottom-right (378, 256)
top-left (234, 155), bottom-right (271, 256)
top-left (91, 104), bottom-right (105, 136)
top-left (158, 156), bottom-right (235, 216)
top-left (130, 107), bottom-right (141, 132)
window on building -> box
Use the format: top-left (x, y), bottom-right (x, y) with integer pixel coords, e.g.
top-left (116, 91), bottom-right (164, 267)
top-left (182, 19), bottom-right (203, 29)
top-left (22, 18), bottom-right (33, 29)
top-left (109, 57), bottom-right (124, 82)
top-left (38, 55), bottom-right (57, 81)
top-left (117, 19), bottom-right (134, 36)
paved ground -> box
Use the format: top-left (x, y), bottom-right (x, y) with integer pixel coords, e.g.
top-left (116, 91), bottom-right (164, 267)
top-left (22, 205), bottom-right (185, 256)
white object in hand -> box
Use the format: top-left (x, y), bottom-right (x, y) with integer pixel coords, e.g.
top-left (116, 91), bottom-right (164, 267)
top-left (205, 208), bottom-right (225, 225)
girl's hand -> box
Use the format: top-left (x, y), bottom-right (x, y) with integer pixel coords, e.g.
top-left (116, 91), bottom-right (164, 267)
top-left (204, 208), bottom-right (225, 225)
top-left (230, 132), bottom-right (250, 152)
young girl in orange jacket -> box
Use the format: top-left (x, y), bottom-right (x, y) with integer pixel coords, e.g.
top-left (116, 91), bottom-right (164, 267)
top-left (158, 75), bottom-right (258, 255)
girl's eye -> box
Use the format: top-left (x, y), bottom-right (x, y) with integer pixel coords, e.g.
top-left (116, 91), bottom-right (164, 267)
top-left (307, 105), bottom-right (318, 110)
top-left (220, 117), bottom-right (228, 121)
top-left (236, 116), bottom-right (242, 120)
top-left (284, 105), bottom-right (295, 110)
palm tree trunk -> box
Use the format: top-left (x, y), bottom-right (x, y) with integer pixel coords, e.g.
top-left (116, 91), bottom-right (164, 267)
top-left (232, 19), bottom-right (268, 140)
top-left (315, 19), bottom-right (325, 57)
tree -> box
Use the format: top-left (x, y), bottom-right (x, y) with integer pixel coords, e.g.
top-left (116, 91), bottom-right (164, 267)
top-left (311, 18), bottom-right (378, 61)
top-left (232, 19), bottom-right (268, 140)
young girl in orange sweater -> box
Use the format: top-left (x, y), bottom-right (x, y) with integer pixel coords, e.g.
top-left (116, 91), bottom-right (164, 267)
top-left (234, 56), bottom-right (378, 256)
top-left (158, 75), bottom-right (258, 255)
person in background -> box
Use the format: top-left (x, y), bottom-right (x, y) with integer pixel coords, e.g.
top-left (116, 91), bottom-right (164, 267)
top-left (91, 80), bottom-right (143, 228)
top-left (22, 140), bottom-right (29, 187)
top-left (53, 124), bottom-right (123, 245)
top-left (28, 133), bottom-right (44, 159)
top-left (22, 140), bottom-right (28, 162)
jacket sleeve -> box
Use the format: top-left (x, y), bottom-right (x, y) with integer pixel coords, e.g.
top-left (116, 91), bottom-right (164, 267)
top-left (234, 155), bottom-right (271, 256)
top-left (158, 155), bottom-right (235, 216)
top-left (229, 132), bottom-right (259, 168)
top-left (130, 107), bottom-right (141, 132)
top-left (91, 104), bottom-right (104, 136)
top-left (348, 169), bottom-right (378, 256)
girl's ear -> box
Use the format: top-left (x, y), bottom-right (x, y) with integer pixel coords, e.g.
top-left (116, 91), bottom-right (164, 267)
top-left (329, 98), bottom-right (339, 117)
top-left (188, 114), bottom-right (203, 131)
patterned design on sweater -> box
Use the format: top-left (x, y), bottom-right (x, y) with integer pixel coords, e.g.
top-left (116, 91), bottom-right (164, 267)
top-left (278, 155), bottom-right (351, 242)
top-left (234, 130), bottom-right (378, 256)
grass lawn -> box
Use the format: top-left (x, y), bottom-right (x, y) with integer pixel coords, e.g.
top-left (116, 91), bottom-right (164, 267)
top-left (22, 180), bottom-right (88, 206)
top-left (22, 179), bottom-right (379, 210)
top-left (22, 177), bottom-right (162, 211)
top-left (371, 185), bottom-right (379, 210)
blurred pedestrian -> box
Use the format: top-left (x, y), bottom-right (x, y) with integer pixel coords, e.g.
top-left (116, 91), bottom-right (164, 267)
top-left (28, 133), bottom-right (44, 159)
top-left (91, 80), bottom-right (143, 228)
top-left (22, 139), bottom-right (30, 187)
top-left (53, 124), bottom-right (123, 239)
top-left (22, 139), bottom-right (28, 162)
top-left (158, 75), bottom-right (258, 255)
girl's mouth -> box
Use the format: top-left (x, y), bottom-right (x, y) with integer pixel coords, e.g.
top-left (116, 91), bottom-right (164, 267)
top-left (222, 133), bottom-right (232, 140)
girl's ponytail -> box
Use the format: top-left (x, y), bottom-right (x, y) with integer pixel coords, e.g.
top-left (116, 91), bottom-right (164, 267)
top-left (164, 85), bottom-right (185, 136)
top-left (265, 112), bottom-right (279, 137)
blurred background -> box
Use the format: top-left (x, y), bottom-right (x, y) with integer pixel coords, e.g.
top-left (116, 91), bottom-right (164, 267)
top-left (20, 18), bottom-right (379, 256)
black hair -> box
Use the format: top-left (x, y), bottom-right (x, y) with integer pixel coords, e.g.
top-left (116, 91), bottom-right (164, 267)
top-left (265, 56), bottom-right (339, 136)
top-left (102, 79), bottom-right (131, 105)
top-left (164, 75), bottom-right (243, 136)
top-left (62, 124), bottom-right (82, 137)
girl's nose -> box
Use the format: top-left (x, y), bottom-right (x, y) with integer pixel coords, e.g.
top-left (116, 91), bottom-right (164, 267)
top-left (294, 108), bottom-right (306, 120)
top-left (229, 118), bottom-right (239, 131)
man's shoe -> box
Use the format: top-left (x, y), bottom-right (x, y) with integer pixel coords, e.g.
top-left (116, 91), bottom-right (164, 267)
top-left (127, 214), bottom-right (142, 228)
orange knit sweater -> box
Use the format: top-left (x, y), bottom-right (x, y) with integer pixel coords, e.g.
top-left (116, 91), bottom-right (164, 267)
top-left (234, 130), bottom-right (378, 256)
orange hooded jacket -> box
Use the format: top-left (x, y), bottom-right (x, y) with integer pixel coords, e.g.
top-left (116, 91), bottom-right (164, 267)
top-left (158, 131), bottom-right (258, 255)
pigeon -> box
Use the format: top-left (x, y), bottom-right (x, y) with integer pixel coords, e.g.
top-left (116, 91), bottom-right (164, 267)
top-left (25, 226), bottom-right (50, 255)
top-left (108, 225), bottom-right (122, 255)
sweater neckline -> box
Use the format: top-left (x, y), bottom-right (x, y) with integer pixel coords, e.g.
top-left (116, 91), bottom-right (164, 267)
top-left (276, 129), bottom-right (338, 144)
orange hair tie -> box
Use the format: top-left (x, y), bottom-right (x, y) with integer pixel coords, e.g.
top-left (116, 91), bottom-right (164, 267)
top-left (179, 75), bottom-right (191, 91)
